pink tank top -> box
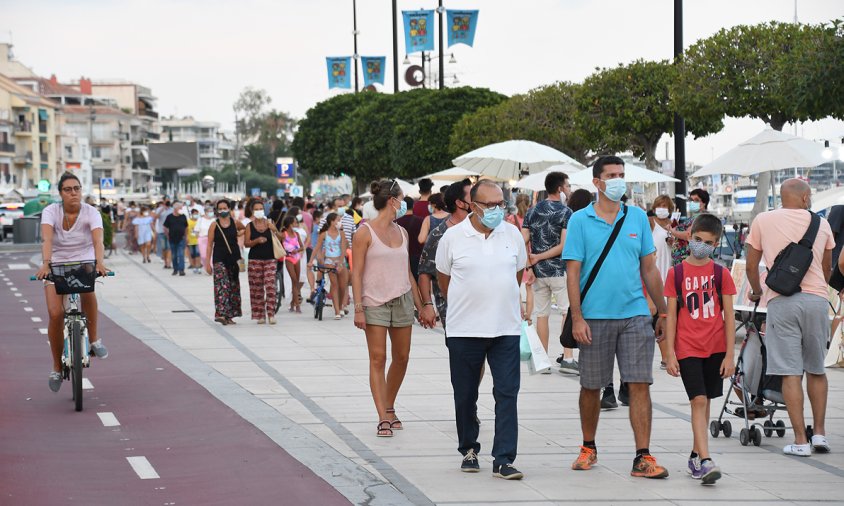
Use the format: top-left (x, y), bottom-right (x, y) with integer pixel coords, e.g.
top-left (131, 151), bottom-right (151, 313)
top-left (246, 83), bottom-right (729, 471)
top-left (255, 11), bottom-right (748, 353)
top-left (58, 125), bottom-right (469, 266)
top-left (361, 222), bottom-right (412, 307)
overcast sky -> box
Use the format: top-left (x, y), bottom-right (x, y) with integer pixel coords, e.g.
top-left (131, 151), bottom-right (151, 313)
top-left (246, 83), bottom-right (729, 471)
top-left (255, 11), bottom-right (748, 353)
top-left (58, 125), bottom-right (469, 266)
top-left (3, 0), bottom-right (843, 167)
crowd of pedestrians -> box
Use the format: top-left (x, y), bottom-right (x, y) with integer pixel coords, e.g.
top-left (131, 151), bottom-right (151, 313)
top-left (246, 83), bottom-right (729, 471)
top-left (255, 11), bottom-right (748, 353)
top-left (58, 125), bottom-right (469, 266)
top-left (93, 158), bottom-right (833, 485)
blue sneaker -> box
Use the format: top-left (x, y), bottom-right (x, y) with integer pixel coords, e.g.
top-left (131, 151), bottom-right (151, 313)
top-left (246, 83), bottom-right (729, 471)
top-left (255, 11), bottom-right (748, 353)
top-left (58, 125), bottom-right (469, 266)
top-left (700, 459), bottom-right (721, 485)
top-left (90, 340), bottom-right (108, 359)
top-left (687, 457), bottom-right (702, 479)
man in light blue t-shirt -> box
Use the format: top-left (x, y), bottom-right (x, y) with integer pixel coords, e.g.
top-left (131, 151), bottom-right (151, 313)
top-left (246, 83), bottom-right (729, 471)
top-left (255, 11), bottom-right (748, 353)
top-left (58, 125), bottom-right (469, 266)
top-left (562, 156), bottom-right (670, 479)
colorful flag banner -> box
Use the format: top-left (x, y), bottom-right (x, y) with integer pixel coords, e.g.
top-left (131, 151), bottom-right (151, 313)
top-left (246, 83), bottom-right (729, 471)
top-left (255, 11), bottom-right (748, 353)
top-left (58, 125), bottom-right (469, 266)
top-left (447, 10), bottom-right (479, 47)
top-left (326, 57), bottom-right (352, 89)
top-left (403, 10), bottom-right (435, 54)
top-left (361, 56), bottom-right (386, 87)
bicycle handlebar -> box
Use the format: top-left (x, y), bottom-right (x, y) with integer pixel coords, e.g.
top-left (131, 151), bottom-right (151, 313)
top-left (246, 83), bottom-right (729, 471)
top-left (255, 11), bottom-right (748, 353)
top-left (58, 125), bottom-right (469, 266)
top-left (313, 264), bottom-right (337, 273)
top-left (30, 271), bottom-right (115, 282)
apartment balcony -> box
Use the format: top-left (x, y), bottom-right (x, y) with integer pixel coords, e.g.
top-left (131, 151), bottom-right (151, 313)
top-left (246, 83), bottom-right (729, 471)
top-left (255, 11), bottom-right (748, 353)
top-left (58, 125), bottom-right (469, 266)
top-left (141, 109), bottom-right (159, 119)
top-left (14, 121), bottom-right (32, 135)
top-left (14, 151), bottom-right (33, 164)
top-left (39, 123), bottom-right (48, 134)
top-left (146, 131), bottom-right (160, 140)
top-left (39, 151), bottom-right (49, 161)
top-left (91, 136), bottom-right (115, 145)
top-left (0, 142), bottom-right (14, 154)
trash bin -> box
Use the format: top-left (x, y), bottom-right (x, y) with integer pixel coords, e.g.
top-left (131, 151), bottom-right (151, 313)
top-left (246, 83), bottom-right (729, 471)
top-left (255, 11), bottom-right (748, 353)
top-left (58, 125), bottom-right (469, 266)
top-left (12, 216), bottom-right (41, 244)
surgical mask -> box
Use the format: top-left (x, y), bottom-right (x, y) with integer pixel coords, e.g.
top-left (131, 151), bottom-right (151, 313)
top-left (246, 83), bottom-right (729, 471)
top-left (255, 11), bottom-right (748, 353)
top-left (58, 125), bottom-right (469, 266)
top-left (337, 206), bottom-right (346, 214)
top-left (219, 210), bottom-right (230, 218)
top-left (478, 205), bottom-right (505, 229)
top-left (560, 192), bottom-right (567, 206)
top-left (654, 207), bottom-right (670, 219)
top-left (688, 201), bottom-right (701, 213)
top-left (296, 214), bottom-right (304, 222)
top-left (206, 211), bottom-right (214, 218)
top-left (191, 214), bottom-right (199, 219)
top-left (689, 240), bottom-right (715, 259)
top-left (142, 212), bottom-right (149, 217)
top-left (428, 205), bottom-right (433, 214)
top-left (394, 199), bottom-right (407, 220)
top-left (254, 210), bottom-right (265, 219)
top-left (601, 178), bottom-right (626, 202)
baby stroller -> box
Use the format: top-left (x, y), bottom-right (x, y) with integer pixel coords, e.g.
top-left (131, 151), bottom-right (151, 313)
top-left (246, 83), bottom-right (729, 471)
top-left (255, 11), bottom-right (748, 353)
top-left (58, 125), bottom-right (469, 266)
top-left (709, 305), bottom-right (812, 447)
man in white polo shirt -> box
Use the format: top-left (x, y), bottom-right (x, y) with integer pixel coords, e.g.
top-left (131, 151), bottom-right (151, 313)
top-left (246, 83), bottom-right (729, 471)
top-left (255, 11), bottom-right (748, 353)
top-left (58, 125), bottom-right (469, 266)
top-left (436, 180), bottom-right (528, 480)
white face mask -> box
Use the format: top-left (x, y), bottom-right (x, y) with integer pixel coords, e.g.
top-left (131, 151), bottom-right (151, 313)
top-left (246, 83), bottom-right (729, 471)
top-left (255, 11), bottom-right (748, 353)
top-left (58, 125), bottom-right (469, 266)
top-left (559, 192), bottom-right (567, 206)
top-left (142, 211), bottom-right (149, 217)
top-left (254, 210), bottom-right (265, 219)
top-left (654, 207), bottom-right (670, 219)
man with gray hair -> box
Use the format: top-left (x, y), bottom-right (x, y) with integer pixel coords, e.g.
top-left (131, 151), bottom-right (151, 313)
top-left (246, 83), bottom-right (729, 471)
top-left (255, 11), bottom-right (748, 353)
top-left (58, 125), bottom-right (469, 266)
top-left (164, 202), bottom-right (189, 276)
top-left (746, 178), bottom-right (834, 456)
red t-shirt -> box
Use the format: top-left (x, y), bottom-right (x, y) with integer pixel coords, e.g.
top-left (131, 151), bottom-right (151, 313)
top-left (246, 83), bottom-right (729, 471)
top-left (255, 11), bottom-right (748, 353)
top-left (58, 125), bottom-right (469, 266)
top-left (663, 260), bottom-right (736, 360)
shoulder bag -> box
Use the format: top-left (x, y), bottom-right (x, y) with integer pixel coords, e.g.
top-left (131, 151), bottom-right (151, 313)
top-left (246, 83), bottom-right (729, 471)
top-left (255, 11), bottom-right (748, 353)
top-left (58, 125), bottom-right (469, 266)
top-left (765, 211), bottom-right (820, 296)
top-left (560, 205), bottom-right (628, 349)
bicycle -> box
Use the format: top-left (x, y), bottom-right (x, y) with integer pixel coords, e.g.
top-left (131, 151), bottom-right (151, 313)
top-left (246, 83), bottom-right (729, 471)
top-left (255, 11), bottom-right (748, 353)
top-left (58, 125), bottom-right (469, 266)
top-left (274, 264), bottom-right (286, 315)
top-left (32, 261), bottom-right (114, 412)
top-left (311, 264), bottom-right (336, 321)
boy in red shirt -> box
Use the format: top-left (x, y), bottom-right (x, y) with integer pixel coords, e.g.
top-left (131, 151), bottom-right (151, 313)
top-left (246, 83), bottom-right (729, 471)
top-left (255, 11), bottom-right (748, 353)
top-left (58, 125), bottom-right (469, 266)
top-left (664, 214), bottom-right (736, 485)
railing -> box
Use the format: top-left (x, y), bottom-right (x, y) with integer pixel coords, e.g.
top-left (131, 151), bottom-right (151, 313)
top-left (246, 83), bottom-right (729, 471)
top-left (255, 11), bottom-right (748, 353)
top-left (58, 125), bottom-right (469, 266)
top-left (15, 121), bottom-right (32, 133)
top-left (141, 109), bottom-right (159, 119)
top-left (39, 123), bottom-right (47, 134)
top-left (14, 151), bottom-right (33, 163)
top-left (40, 151), bottom-right (49, 160)
top-left (0, 142), bottom-right (14, 153)
top-left (146, 131), bottom-right (160, 140)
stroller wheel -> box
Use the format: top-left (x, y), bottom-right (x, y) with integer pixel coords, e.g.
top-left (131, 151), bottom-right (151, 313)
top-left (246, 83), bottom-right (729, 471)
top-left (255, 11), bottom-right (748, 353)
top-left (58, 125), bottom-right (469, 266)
top-left (710, 420), bottom-right (720, 438)
top-left (722, 420), bottom-right (732, 438)
top-left (775, 420), bottom-right (786, 438)
top-left (740, 428), bottom-right (750, 446)
top-left (763, 420), bottom-right (773, 438)
top-left (752, 427), bottom-right (763, 446)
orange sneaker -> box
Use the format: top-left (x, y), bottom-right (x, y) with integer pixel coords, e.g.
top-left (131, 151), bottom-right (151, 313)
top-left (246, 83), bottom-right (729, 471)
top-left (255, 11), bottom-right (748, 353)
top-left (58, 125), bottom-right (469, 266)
top-left (571, 446), bottom-right (597, 470)
top-left (630, 454), bottom-right (669, 479)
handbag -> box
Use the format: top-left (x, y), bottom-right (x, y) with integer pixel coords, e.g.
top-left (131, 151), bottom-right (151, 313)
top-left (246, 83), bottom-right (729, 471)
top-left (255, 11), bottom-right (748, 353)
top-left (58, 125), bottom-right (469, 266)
top-left (270, 227), bottom-right (285, 261)
top-left (765, 211), bottom-right (820, 296)
top-left (560, 204), bottom-right (628, 349)
top-left (216, 220), bottom-right (246, 272)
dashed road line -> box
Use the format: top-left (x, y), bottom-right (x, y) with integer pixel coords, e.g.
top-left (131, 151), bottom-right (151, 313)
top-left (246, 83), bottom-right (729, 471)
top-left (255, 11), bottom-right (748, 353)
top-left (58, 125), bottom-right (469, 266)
top-left (126, 456), bottom-right (160, 479)
top-left (10, 287), bottom-right (17, 291)
top-left (38, 328), bottom-right (47, 334)
top-left (14, 293), bottom-right (21, 297)
top-left (96, 412), bottom-right (120, 427)
top-left (24, 307), bottom-right (33, 312)
top-left (82, 378), bottom-right (94, 390)
top-left (31, 316), bottom-right (41, 322)
top-left (7, 264), bottom-right (30, 270)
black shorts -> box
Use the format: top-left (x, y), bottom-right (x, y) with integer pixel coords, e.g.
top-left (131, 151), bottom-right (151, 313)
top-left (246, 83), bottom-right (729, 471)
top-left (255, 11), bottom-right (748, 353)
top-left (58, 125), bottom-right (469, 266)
top-left (678, 352), bottom-right (726, 400)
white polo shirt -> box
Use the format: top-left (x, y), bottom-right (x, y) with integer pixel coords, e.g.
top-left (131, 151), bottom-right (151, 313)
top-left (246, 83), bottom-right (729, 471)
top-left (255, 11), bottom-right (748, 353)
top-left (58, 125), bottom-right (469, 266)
top-left (436, 217), bottom-right (527, 338)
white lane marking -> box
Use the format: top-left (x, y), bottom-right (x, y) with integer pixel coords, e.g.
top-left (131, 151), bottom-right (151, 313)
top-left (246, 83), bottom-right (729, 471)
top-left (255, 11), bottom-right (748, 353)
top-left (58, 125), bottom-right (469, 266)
top-left (126, 456), bottom-right (160, 480)
top-left (38, 328), bottom-right (47, 334)
top-left (31, 316), bottom-right (41, 322)
top-left (10, 287), bottom-right (17, 291)
top-left (24, 307), bottom-right (33, 312)
top-left (82, 378), bottom-right (94, 390)
top-left (14, 293), bottom-right (21, 297)
top-left (7, 264), bottom-right (30, 270)
top-left (97, 412), bottom-right (120, 427)
top-left (5, 282), bottom-right (12, 286)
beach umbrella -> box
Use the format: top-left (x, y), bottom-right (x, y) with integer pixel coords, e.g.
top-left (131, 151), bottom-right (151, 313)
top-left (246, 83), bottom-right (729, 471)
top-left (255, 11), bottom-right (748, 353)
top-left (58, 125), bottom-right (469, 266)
top-left (512, 163), bottom-right (586, 192)
top-left (692, 129), bottom-right (827, 177)
top-left (423, 167), bottom-right (481, 181)
top-left (568, 163), bottom-right (679, 187)
top-left (453, 140), bottom-right (583, 181)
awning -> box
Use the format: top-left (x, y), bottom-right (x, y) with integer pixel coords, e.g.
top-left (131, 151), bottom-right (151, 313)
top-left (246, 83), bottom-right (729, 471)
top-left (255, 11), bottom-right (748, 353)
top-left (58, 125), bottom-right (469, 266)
top-left (38, 109), bottom-right (48, 121)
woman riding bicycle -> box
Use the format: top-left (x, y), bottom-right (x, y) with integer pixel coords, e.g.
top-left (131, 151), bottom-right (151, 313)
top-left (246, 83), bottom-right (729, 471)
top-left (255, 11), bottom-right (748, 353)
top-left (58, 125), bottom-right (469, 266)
top-left (36, 172), bottom-right (109, 393)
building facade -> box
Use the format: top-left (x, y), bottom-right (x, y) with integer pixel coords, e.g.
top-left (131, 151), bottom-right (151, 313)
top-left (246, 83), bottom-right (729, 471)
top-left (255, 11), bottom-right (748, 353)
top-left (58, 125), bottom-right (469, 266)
top-left (159, 117), bottom-right (230, 171)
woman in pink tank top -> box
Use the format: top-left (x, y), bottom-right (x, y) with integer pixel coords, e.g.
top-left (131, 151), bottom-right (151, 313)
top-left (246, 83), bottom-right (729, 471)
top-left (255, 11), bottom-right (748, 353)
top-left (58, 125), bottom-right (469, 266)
top-left (351, 179), bottom-right (437, 438)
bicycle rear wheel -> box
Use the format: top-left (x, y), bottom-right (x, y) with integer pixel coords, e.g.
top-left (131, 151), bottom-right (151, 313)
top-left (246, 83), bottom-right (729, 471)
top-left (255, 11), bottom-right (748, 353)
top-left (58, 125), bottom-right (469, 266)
top-left (275, 268), bottom-right (285, 315)
top-left (70, 320), bottom-right (83, 412)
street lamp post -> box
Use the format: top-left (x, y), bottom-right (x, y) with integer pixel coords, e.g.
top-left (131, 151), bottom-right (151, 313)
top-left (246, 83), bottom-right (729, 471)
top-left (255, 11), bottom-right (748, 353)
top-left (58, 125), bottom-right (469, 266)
top-left (392, 0), bottom-right (399, 93)
top-left (90, 106), bottom-right (101, 202)
top-left (673, 0), bottom-right (687, 214)
top-left (437, 1), bottom-right (444, 90)
top-left (352, 0), bottom-right (359, 93)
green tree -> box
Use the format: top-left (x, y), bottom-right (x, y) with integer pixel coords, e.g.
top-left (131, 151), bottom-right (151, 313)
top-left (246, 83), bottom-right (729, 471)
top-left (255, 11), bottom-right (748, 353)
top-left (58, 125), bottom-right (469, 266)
top-left (576, 59), bottom-right (720, 171)
top-left (233, 87), bottom-right (272, 139)
top-left (449, 82), bottom-right (593, 165)
top-left (673, 21), bottom-right (843, 219)
top-left (389, 87), bottom-right (505, 179)
top-left (292, 93), bottom-right (378, 177)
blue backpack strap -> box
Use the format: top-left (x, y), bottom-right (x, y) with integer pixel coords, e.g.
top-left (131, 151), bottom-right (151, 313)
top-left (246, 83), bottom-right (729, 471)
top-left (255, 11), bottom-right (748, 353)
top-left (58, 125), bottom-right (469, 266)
top-left (674, 261), bottom-right (684, 311)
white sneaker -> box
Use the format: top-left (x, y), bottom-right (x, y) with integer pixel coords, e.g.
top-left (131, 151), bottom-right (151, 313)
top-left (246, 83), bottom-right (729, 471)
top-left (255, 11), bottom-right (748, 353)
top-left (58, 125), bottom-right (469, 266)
top-left (783, 443), bottom-right (812, 457)
top-left (811, 435), bottom-right (831, 453)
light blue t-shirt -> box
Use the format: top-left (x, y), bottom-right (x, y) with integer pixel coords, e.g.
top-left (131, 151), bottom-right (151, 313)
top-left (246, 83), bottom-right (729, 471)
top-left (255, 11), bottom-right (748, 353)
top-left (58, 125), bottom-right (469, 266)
top-left (562, 203), bottom-right (655, 319)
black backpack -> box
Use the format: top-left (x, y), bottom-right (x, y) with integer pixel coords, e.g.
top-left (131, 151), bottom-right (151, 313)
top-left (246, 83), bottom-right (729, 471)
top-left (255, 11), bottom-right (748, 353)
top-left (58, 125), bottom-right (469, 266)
top-left (673, 261), bottom-right (724, 313)
top-left (765, 211), bottom-right (821, 297)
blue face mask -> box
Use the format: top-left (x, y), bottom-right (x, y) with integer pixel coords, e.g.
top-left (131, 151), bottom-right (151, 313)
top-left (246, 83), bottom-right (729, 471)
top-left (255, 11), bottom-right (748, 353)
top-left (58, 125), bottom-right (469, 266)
top-left (394, 199), bottom-right (407, 220)
top-left (478, 205), bottom-right (504, 229)
top-left (601, 178), bottom-right (627, 202)
top-left (688, 201), bottom-right (701, 214)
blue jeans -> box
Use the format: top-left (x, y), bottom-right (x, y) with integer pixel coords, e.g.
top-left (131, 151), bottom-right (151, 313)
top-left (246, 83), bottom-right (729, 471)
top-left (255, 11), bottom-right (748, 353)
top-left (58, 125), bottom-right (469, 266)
top-left (170, 239), bottom-right (186, 272)
top-left (156, 233), bottom-right (170, 257)
top-left (446, 334), bottom-right (520, 466)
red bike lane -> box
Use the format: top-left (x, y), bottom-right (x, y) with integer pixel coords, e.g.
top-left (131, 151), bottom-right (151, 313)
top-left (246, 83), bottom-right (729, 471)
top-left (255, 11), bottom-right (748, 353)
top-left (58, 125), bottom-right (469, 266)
top-left (0, 262), bottom-right (350, 505)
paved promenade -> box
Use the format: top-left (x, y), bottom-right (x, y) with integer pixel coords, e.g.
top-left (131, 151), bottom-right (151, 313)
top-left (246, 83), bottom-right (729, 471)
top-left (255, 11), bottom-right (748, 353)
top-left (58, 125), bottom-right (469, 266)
top-left (6, 246), bottom-right (844, 505)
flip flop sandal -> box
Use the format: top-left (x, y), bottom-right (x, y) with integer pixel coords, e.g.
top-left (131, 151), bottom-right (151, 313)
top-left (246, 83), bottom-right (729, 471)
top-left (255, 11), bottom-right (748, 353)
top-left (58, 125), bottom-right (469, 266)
top-left (377, 420), bottom-right (393, 437)
top-left (386, 408), bottom-right (403, 430)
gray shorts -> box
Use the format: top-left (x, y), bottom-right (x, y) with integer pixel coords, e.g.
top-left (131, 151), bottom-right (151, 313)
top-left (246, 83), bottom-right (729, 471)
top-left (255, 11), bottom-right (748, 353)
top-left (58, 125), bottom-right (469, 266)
top-left (765, 292), bottom-right (829, 376)
top-left (579, 316), bottom-right (655, 390)
top-left (363, 291), bottom-right (414, 328)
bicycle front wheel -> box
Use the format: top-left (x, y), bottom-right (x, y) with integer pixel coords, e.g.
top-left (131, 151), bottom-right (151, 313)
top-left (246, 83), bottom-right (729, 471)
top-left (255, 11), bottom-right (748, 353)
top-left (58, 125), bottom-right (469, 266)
top-left (275, 268), bottom-right (284, 315)
top-left (70, 320), bottom-right (83, 412)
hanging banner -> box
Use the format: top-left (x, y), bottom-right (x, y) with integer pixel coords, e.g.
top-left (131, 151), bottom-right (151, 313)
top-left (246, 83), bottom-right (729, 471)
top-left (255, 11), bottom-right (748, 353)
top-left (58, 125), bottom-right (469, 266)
top-left (403, 10), bottom-right (435, 54)
top-left (361, 56), bottom-right (386, 87)
top-left (326, 57), bottom-right (352, 89)
top-left (447, 10), bottom-right (479, 47)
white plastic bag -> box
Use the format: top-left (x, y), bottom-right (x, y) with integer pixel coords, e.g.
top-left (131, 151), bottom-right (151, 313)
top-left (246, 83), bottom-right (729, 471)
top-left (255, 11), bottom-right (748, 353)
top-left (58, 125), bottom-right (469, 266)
top-left (519, 321), bottom-right (531, 362)
top-left (524, 323), bottom-right (552, 374)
